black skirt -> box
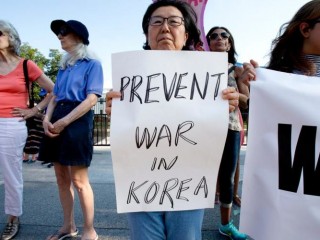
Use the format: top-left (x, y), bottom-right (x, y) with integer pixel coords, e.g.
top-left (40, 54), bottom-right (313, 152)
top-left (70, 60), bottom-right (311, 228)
top-left (38, 102), bottom-right (94, 167)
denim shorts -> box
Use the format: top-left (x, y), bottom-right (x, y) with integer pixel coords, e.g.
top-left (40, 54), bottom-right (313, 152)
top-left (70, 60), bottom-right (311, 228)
top-left (39, 101), bottom-right (94, 167)
top-left (127, 210), bottom-right (204, 240)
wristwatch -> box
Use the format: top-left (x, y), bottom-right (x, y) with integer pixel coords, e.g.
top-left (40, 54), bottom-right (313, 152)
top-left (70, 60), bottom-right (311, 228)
top-left (35, 105), bottom-right (42, 112)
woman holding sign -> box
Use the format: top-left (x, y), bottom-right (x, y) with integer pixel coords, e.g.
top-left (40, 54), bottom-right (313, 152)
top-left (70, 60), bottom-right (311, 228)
top-left (206, 26), bottom-right (248, 240)
top-left (106, 1), bottom-right (241, 240)
top-left (237, 0), bottom-right (320, 238)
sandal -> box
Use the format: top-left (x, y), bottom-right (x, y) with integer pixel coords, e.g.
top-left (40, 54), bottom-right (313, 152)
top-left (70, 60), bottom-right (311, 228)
top-left (47, 228), bottom-right (78, 240)
top-left (84, 234), bottom-right (99, 240)
top-left (233, 195), bottom-right (241, 207)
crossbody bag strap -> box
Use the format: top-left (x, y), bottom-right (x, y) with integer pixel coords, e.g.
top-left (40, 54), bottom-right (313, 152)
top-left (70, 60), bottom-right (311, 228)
top-left (228, 65), bottom-right (236, 75)
top-left (23, 59), bottom-right (35, 108)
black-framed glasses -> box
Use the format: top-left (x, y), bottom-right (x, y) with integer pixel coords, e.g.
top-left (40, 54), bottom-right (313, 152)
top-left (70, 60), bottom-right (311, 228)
top-left (149, 16), bottom-right (184, 27)
top-left (0, 31), bottom-right (5, 37)
top-left (209, 32), bottom-right (230, 40)
top-left (58, 26), bottom-right (72, 36)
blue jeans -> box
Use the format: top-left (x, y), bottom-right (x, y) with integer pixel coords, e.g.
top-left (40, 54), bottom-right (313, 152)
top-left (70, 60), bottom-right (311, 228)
top-left (218, 129), bottom-right (240, 207)
top-left (127, 209), bottom-right (204, 240)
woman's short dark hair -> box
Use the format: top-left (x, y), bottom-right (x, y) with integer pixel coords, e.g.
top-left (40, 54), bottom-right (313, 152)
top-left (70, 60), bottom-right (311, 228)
top-left (268, 0), bottom-right (320, 74)
top-left (206, 26), bottom-right (237, 64)
top-left (142, 0), bottom-right (201, 50)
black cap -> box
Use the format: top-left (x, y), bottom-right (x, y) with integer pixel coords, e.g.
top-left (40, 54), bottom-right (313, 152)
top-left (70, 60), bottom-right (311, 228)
top-left (50, 19), bottom-right (89, 45)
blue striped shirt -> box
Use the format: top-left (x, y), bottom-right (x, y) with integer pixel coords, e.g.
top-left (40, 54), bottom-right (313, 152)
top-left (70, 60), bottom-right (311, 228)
top-left (305, 55), bottom-right (320, 77)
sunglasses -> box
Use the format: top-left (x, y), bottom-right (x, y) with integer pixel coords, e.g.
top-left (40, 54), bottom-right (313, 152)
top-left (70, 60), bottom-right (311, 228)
top-left (58, 26), bottom-right (72, 36)
top-left (209, 32), bottom-right (230, 40)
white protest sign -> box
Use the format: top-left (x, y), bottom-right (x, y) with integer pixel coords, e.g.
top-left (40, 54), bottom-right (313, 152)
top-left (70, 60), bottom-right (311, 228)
top-left (111, 50), bottom-right (228, 213)
top-left (240, 68), bottom-right (320, 240)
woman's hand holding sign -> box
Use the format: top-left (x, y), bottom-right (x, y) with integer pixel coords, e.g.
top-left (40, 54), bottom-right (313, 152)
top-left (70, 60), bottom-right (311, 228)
top-left (106, 91), bottom-right (121, 117)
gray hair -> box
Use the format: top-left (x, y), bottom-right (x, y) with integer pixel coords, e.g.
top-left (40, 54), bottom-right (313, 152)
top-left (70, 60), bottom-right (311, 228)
top-left (0, 20), bottom-right (21, 55)
top-left (60, 43), bottom-right (98, 69)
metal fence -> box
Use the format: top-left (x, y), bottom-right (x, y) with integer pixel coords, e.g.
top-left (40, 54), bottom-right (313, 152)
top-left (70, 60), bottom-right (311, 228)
top-left (92, 98), bottom-right (109, 146)
top-left (241, 111), bottom-right (249, 146)
top-left (92, 98), bottom-right (249, 147)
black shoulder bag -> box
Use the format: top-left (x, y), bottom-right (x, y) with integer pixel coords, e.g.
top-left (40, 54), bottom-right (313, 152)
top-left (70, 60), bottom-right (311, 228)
top-left (23, 59), bottom-right (44, 134)
top-left (23, 59), bottom-right (35, 108)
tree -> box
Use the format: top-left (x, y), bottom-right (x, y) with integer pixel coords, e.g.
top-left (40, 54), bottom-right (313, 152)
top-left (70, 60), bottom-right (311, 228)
top-left (20, 43), bottom-right (62, 102)
top-left (20, 43), bottom-right (48, 70)
top-left (46, 49), bottom-right (62, 82)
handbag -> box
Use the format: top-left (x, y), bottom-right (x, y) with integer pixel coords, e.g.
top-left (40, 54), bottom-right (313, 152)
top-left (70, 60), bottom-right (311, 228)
top-left (23, 59), bottom-right (45, 136)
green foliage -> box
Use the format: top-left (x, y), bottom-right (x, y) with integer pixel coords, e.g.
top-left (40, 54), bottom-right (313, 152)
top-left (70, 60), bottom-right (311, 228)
top-left (20, 43), bottom-right (48, 70)
top-left (20, 43), bottom-right (62, 102)
top-left (46, 49), bottom-right (62, 82)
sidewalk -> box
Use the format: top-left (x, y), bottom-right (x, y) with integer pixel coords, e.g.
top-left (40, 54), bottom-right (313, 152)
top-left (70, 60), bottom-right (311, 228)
top-left (0, 146), bottom-right (247, 240)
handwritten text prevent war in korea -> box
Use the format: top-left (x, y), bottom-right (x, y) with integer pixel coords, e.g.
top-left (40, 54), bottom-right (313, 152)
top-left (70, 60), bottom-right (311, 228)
top-left (111, 51), bottom-right (229, 213)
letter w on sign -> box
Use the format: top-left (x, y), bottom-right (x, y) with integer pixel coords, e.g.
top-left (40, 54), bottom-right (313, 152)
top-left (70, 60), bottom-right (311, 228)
top-left (278, 124), bottom-right (320, 196)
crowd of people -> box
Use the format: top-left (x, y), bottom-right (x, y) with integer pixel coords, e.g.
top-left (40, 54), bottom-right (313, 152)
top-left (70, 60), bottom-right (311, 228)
top-left (0, 0), bottom-right (319, 239)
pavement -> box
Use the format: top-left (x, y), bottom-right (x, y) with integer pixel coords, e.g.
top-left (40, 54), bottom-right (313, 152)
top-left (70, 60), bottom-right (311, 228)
top-left (0, 146), bottom-right (247, 240)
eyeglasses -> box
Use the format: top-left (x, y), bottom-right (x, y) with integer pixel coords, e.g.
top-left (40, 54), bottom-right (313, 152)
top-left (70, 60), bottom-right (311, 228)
top-left (58, 26), bottom-right (72, 36)
top-left (209, 32), bottom-right (230, 40)
top-left (0, 31), bottom-right (5, 37)
top-left (149, 16), bottom-right (184, 27)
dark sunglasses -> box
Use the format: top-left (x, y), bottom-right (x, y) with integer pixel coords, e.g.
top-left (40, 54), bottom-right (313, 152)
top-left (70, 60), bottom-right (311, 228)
top-left (209, 32), bottom-right (230, 40)
top-left (0, 31), bottom-right (5, 37)
top-left (58, 26), bottom-right (72, 36)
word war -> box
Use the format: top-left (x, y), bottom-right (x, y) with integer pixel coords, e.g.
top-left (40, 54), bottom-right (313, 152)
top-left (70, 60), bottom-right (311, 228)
top-left (136, 121), bottom-right (197, 149)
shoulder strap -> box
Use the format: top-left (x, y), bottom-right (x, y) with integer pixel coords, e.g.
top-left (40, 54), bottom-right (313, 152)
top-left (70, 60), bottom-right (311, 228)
top-left (23, 59), bottom-right (35, 108)
top-left (228, 65), bottom-right (236, 75)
